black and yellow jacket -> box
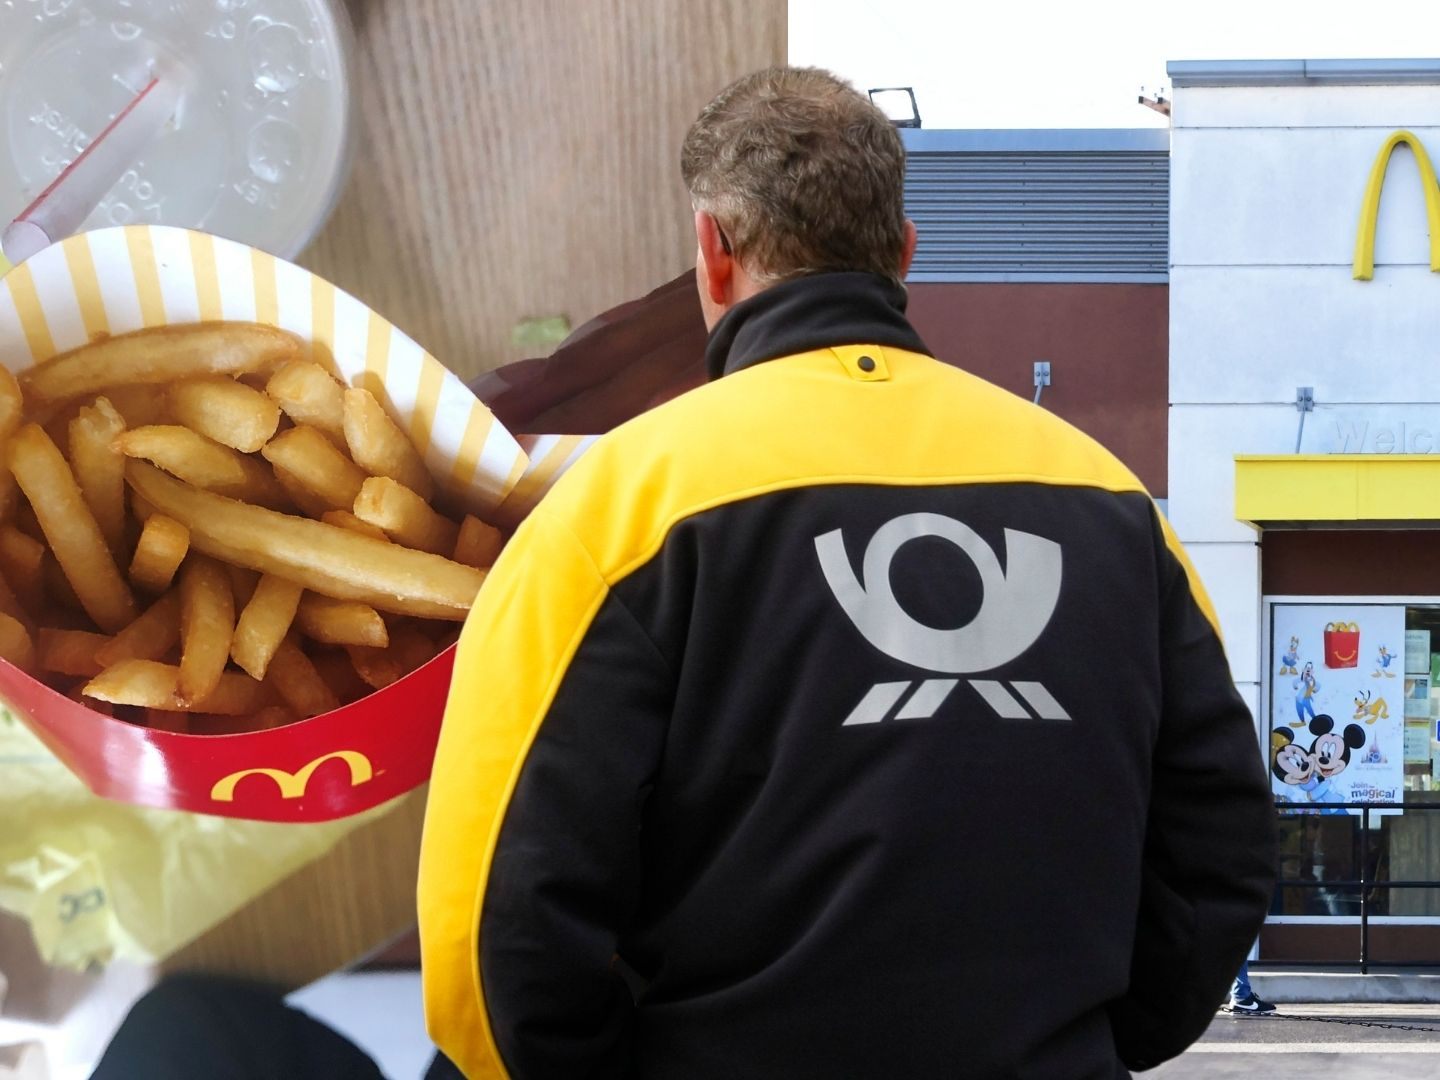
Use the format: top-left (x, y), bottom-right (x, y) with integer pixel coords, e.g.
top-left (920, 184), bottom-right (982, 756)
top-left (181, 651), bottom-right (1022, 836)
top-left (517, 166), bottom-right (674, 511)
top-left (418, 273), bottom-right (1277, 1079)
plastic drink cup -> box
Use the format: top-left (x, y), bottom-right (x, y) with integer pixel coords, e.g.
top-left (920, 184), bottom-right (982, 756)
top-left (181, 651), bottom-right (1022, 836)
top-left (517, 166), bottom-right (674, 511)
top-left (3, 74), bottom-right (184, 264)
top-left (0, 0), bottom-right (355, 260)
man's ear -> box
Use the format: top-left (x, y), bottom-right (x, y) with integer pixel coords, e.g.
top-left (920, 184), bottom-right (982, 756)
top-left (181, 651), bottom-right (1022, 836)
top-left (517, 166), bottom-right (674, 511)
top-left (898, 219), bottom-right (919, 279)
top-left (695, 210), bottom-right (732, 306)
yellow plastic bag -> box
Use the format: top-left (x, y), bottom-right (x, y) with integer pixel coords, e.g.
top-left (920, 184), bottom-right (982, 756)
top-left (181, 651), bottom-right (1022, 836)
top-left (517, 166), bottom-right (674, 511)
top-left (0, 709), bottom-right (388, 972)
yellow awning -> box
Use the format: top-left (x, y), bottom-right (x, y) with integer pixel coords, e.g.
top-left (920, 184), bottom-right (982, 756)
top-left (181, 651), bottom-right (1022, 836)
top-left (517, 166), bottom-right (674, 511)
top-left (1235, 454), bottom-right (1440, 525)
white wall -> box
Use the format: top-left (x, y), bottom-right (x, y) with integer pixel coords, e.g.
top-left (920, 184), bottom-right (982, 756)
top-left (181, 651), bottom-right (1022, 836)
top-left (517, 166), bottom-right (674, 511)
top-left (1169, 80), bottom-right (1440, 722)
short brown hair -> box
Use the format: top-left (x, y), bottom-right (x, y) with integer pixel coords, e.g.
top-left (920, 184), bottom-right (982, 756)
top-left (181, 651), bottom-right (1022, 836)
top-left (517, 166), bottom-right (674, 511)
top-left (680, 67), bottom-right (908, 284)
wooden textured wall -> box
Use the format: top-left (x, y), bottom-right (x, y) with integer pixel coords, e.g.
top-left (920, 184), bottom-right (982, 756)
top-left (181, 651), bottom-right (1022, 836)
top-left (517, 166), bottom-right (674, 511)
top-left (303, 0), bottom-right (787, 380)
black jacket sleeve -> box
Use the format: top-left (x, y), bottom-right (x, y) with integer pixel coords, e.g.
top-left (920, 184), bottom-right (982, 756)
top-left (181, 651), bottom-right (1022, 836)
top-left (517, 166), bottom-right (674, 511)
top-left (419, 510), bottom-right (674, 1079)
top-left (1108, 515), bottom-right (1278, 1070)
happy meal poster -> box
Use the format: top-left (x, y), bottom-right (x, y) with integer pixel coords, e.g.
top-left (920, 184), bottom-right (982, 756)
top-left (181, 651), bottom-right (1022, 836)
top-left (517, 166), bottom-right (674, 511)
top-left (1269, 604), bottom-right (1405, 816)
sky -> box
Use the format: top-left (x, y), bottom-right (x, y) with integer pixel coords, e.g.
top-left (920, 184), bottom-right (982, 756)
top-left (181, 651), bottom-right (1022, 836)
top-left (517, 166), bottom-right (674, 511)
top-left (789, 0), bottom-right (1440, 129)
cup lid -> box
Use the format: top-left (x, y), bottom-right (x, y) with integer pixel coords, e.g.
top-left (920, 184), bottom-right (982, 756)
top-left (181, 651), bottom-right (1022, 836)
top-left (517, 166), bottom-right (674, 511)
top-left (0, 0), bottom-right (355, 259)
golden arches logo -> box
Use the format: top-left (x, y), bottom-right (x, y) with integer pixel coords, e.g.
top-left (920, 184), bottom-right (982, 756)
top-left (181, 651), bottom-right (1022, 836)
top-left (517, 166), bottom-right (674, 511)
top-left (1353, 129), bottom-right (1440, 281)
top-left (210, 750), bottom-right (374, 802)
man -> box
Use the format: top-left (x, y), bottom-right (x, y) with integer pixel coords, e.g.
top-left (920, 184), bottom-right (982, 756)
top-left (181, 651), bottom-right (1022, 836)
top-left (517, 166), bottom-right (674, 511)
top-left (418, 66), bottom-right (1276, 1078)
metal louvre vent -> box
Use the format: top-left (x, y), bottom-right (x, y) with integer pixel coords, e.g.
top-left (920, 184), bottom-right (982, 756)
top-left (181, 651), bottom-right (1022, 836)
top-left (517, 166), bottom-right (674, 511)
top-left (902, 132), bottom-right (1169, 283)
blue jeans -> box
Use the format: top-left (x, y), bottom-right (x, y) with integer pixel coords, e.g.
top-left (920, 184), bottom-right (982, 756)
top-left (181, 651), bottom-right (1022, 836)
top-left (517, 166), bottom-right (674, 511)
top-left (1231, 957), bottom-right (1253, 1001)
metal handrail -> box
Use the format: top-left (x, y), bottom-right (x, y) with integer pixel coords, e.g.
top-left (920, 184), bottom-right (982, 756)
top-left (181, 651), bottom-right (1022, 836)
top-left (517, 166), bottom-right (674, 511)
top-left (1273, 800), bottom-right (1440, 973)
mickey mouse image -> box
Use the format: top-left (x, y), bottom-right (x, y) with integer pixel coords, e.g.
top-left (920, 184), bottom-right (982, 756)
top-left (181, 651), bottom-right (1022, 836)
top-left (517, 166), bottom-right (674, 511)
top-left (1272, 714), bottom-right (1366, 815)
top-left (1271, 727), bottom-right (1319, 803)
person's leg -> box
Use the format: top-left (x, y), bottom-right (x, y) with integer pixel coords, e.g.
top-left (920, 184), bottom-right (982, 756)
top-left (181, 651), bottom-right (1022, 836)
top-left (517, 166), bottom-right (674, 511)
top-left (90, 974), bottom-right (385, 1080)
top-left (1226, 954), bottom-right (1277, 1014)
top-left (1230, 957), bottom-right (1252, 1002)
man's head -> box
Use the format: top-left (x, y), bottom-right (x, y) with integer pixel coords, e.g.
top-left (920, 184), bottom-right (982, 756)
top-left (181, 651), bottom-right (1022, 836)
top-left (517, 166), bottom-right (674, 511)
top-left (680, 66), bottom-right (918, 328)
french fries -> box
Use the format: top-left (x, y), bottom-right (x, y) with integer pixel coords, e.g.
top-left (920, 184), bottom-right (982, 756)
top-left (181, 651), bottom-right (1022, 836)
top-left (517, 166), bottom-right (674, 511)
top-left (129, 515), bottom-right (190, 593)
top-left (346, 643), bottom-right (405, 691)
top-left (0, 524), bottom-right (45, 610)
top-left (0, 319), bottom-right (502, 735)
top-left (321, 510), bottom-right (391, 542)
top-left (311, 650), bottom-right (372, 703)
top-left (69, 397), bottom-right (128, 557)
top-left (0, 472), bottom-right (17, 526)
top-left (36, 628), bottom-right (110, 678)
top-left (127, 463), bottom-right (485, 620)
top-left (226, 564), bottom-right (260, 606)
top-left (231, 574), bottom-right (303, 681)
top-left (101, 384), bottom-right (171, 429)
top-left (7, 424), bottom-right (137, 632)
top-left (0, 366), bottom-right (23, 442)
top-left (343, 388), bottom-right (434, 500)
top-left (0, 568), bottom-right (23, 618)
top-left (95, 592), bottom-right (182, 667)
top-left (83, 659), bottom-right (269, 715)
top-left (391, 623), bottom-right (441, 671)
top-left (261, 425), bottom-right (367, 512)
top-left (11, 503), bottom-right (43, 541)
top-left (177, 555), bottom-right (235, 706)
top-left (264, 636), bottom-right (340, 718)
top-left (43, 551), bottom-right (84, 612)
top-left (354, 476), bottom-right (459, 556)
top-left (271, 464), bottom-right (335, 519)
top-left (251, 705), bottom-right (297, 731)
top-left (115, 425), bottom-right (290, 508)
top-left (266, 361), bottom-right (346, 445)
top-left (21, 322), bottom-right (303, 405)
top-left (296, 593), bottom-right (389, 648)
top-left (454, 515), bottom-right (505, 569)
top-left (169, 376), bottom-right (281, 453)
top-left (0, 611), bottom-right (34, 671)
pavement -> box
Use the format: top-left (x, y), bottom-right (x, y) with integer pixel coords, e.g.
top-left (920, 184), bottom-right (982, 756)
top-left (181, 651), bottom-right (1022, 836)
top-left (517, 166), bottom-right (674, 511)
top-left (1151, 1004), bottom-right (1440, 1078)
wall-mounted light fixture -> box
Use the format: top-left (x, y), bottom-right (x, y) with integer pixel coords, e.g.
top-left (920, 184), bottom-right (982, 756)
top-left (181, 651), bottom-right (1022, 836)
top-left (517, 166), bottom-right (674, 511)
top-left (1033, 360), bottom-right (1051, 406)
top-left (1294, 386), bottom-right (1314, 452)
top-left (1137, 86), bottom-right (1171, 118)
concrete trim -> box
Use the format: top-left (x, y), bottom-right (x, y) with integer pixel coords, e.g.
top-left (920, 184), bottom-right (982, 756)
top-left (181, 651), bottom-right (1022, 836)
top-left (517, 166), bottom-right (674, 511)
top-left (1169, 58), bottom-right (1440, 88)
top-left (902, 128), bottom-right (1170, 153)
top-left (906, 271), bottom-right (1169, 284)
top-left (1252, 971), bottom-right (1440, 1004)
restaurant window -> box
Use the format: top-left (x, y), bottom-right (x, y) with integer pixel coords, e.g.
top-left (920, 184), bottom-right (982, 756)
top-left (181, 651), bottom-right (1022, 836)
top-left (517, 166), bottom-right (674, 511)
top-left (1265, 599), bottom-right (1440, 922)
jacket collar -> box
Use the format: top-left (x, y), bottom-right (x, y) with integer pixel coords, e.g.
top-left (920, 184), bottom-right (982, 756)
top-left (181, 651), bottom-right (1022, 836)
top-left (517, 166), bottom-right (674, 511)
top-left (703, 272), bottom-right (932, 380)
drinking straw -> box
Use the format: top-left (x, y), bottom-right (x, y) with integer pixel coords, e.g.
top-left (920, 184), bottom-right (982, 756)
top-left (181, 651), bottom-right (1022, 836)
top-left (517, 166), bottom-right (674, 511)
top-left (2, 75), bottom-right (181, 265)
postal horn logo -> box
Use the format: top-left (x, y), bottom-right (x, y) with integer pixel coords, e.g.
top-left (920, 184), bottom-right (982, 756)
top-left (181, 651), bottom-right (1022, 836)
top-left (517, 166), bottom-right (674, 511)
top-left (1353, 129), bottom-right (1440, 281)
top-left (815, 513), bottom-right (1070, 726)
top-left (210, 750), bottom-right (374, 802)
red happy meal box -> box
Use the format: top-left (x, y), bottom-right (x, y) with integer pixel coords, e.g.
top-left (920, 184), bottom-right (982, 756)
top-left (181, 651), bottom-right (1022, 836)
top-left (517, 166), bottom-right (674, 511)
top-left (1323, 621), bottom-right (1361, 670)
top-left (0, 226), bottom-right (536, 823)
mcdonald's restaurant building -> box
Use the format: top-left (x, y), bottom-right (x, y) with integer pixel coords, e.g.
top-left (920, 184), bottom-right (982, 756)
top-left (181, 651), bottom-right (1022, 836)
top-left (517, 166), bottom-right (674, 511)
top-left (899, 58), bottom-right (1440, 985)
top-left (1167, 59), bottom-right (1440, 977)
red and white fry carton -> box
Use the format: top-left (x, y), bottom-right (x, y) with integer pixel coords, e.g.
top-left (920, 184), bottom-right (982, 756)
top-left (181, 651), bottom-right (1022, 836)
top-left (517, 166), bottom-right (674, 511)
top-left (0, 225), bottom-right (532, 823)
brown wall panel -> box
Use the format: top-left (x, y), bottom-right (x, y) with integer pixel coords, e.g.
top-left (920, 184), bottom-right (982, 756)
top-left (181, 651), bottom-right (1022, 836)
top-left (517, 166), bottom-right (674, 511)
top-left (1262, 531), bottom-right (1440, 596)
top-left (906, 283), bottom-right (1168, 495)
top-left (1261, 921), bottom-right (1440, 966)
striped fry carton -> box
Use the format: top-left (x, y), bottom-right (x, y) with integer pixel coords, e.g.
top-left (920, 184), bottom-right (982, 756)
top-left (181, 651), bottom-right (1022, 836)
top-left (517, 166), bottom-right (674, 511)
top-left (0, 226), bottom-right (530, 822)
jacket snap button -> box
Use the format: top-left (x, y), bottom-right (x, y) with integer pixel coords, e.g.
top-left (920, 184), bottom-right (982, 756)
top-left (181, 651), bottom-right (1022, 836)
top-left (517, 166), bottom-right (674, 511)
top-left (857, 355), bottom-right (876, 372)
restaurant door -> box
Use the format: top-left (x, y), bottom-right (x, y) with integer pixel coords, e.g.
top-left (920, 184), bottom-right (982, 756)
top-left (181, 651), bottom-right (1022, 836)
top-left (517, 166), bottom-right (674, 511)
top-left (1260, 531), bottom-right (1440, 968)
